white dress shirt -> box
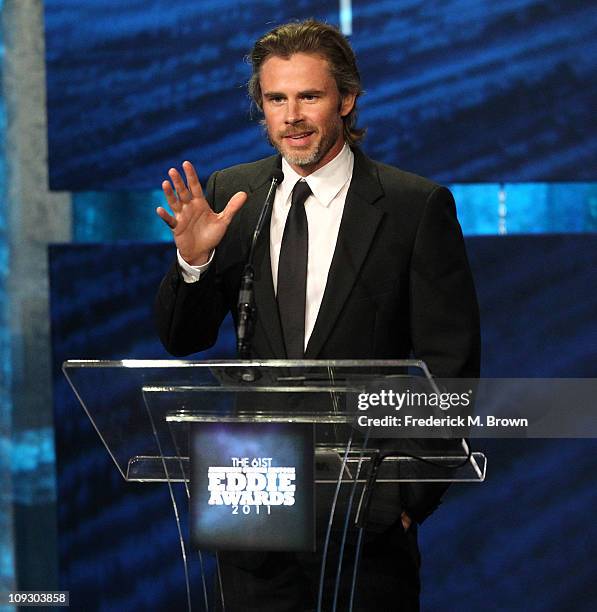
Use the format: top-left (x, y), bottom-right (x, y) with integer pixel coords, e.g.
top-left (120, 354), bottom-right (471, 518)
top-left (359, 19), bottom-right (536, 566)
top-left (178, 144), bottom-right (355, 350)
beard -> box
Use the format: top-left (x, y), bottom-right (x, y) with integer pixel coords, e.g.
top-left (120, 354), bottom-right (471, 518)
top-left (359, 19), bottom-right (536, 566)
top-left (266, 119), bottom-right (343, 170)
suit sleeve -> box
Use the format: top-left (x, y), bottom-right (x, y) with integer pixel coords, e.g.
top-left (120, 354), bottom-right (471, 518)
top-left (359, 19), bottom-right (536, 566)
top-left (410, 185), bottom-right (481, 379)
top-left (402, 185), bottom-right (481, 524)
top-left (154, 171), bottom-right (232, 357)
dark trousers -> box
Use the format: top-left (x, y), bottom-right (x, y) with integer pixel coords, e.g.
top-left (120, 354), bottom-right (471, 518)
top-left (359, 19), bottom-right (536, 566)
top-left (215, 521), bottom-right (420, 612)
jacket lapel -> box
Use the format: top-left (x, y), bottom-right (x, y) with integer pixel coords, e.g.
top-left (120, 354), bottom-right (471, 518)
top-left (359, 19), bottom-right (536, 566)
top-left (305, 149), bottom-right (384, 358)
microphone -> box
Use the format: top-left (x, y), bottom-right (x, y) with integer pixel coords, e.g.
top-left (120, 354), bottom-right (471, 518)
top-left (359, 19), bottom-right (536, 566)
top-left (248, 168), bottom-right (284, 262)
top-left (237, 169), bottom-right (284, 362)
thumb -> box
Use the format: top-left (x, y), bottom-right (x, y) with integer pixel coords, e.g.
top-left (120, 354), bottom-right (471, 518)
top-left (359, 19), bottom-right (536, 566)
top-left (221, 191), bottom-right (248, 223)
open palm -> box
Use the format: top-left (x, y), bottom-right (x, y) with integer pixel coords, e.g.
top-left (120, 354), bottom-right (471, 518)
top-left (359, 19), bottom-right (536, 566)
top-left (157, 161), bottom-right (247, 265)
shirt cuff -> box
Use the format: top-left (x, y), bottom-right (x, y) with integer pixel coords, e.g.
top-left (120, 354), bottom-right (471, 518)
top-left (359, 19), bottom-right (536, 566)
top-left (177, 250), bottom-right (214, 283)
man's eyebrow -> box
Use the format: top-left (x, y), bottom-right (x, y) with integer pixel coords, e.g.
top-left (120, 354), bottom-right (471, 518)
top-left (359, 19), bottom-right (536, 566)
top-left (262, 89), bottom-right (326, 98)
top-left (298, 89), bottom-right (325, 96)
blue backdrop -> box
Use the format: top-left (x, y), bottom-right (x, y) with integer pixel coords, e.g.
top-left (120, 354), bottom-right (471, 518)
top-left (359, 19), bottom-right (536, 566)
top-left (42, 1), bottom-right (597, 609)
top-left (45, 0), bottom-right (597, 189)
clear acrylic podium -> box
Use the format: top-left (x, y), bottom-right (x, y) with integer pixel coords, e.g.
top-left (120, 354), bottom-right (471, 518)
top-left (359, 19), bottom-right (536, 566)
top-left (63, 359), bottom-right (486, 612)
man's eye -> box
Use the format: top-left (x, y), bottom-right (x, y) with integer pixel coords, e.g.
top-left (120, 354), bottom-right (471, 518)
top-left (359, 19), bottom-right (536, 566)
top-left (270, 97), bottom-right (285, 104)
top-left (303, 95), bottom-right (318, 101)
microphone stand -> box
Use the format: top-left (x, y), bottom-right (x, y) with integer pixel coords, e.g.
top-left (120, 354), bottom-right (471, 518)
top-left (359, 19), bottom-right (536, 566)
top-left (236, 171), bottom-right (283, 374)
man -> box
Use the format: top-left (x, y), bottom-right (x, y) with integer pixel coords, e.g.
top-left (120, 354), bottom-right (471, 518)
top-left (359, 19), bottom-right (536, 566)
top-left (155, 19), bottom-right (480, 611)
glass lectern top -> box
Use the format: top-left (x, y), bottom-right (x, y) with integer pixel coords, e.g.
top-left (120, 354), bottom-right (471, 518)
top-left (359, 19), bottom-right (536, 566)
top-left (62, 359), bottom-right (486, 484)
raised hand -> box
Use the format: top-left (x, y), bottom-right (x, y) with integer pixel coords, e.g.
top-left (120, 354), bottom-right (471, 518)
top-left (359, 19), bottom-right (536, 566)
top-left (156, 161), bottom-right (247, 265)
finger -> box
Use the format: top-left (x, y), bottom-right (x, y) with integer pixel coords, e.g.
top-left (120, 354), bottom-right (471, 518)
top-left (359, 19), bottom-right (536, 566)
top-left (156, 206), bottom-right (177, 229)
top-left (168, 167), bottom-right (191, 202)
top-left (161, 180), bottom-right (181, 212)
top-left (220, 191), bottom-right (248, 223)
top-left (182, 161), bottom-right (205, 199)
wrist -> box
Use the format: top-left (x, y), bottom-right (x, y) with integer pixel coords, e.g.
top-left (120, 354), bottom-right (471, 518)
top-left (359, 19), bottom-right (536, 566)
top-left (183, 251), bottom-right (211, 266)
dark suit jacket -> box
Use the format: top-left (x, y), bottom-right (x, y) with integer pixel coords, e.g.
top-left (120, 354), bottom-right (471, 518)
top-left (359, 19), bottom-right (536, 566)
top-left (155, 147), bottom-right (481, 524)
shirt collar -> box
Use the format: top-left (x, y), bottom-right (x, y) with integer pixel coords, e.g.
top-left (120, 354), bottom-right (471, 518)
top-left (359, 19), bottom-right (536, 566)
top-left (279, 144), bottom-right (354, 208)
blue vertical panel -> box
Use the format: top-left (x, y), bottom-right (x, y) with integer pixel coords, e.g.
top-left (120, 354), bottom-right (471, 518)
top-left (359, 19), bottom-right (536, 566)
top-left (0, 0), bottom-right (16, 595)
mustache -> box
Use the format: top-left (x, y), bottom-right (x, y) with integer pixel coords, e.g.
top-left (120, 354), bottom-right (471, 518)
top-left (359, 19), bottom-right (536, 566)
top-left (258, 120), bottom-right (318, 148)
top-left (279, 124), bottom-right (317, 138)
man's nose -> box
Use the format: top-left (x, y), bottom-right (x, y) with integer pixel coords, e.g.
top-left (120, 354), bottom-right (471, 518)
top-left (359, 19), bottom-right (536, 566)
top-left (285, 99), bottom-right (303, 124)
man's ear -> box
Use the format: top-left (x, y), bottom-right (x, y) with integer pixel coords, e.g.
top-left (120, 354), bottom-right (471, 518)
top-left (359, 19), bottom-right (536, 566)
top-left (340, 92), bottom-right (357, 117)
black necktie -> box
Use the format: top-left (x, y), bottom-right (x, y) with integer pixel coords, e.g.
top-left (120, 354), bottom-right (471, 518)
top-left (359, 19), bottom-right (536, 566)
top-left (277, 180), bottom-right (312, 359)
